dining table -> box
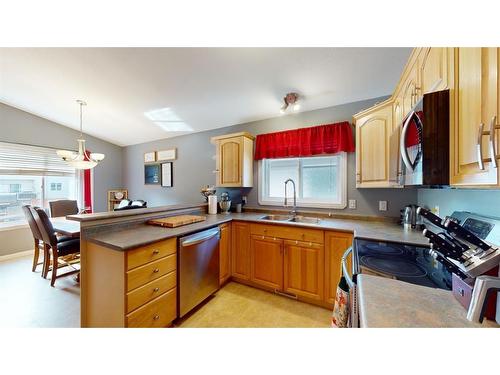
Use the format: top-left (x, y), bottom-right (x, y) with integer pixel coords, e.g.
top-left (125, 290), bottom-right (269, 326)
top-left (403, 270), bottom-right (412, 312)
top-left (50, 217), bottom-right (81, 238)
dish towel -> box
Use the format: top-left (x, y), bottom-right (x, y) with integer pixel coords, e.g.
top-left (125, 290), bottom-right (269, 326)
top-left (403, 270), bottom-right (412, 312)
top-left (331, 275), bottom-right (350, 328)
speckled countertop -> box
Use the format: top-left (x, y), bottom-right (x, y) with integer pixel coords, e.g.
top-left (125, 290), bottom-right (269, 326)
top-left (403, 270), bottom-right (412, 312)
top-left (85, 212), bottom-right (429, 251)
top-left (358, 274), bottom-right (498, 328)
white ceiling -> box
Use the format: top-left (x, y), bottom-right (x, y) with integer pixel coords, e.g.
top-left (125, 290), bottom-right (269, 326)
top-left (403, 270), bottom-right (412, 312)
top-left (0, 48), bottom-right (411, 146)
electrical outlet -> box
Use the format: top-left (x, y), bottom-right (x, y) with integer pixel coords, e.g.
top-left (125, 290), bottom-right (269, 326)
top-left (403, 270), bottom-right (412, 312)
top-left (348, 199), bottom-right (356, 209)
top-left (379, 200), bottom-right (387, 211)
top-left (242, 196), bottom-right (247, 204)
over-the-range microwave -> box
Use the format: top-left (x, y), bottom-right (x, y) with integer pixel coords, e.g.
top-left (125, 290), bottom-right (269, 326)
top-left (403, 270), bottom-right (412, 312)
top-left (399, 89), bottom-right (450, 186)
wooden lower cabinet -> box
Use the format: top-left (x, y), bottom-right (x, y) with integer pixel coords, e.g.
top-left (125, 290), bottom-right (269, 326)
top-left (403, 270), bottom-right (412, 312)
top-left (324, 231), bottom-right (353, 305)
top-left (250, 235), bottom-right (283, 290)
top-left (283, 240), bottom-right (324, 301)
top-left (82, 238), bottom-right (178, 327)
top-left (231, 221), bottom-right (251, 280)
top-left (219, 223), bottom-right (232, 285)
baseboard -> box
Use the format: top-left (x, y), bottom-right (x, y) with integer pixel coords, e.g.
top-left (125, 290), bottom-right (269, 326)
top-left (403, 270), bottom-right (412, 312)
top-left (0, 249), bottom-right (32, 263)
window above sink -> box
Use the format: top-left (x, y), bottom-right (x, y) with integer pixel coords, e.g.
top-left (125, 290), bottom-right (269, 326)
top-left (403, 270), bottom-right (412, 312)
top-left (258, 153), bottom-right (347, 209)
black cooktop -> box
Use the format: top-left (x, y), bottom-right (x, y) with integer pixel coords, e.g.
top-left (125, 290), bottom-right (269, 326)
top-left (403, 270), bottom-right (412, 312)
top-left (353, 238), bottom-right (452, 290)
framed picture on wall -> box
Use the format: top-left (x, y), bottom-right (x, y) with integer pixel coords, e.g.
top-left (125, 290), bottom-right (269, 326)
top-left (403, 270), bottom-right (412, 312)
top-left (161, 162), bottom-right (173, 187)
top-left (144, 164), bottom-right (161, 185)
top-left (157, 148), bottom-right (177, 161)
top-left (144, 151), bottom-right (156, 163)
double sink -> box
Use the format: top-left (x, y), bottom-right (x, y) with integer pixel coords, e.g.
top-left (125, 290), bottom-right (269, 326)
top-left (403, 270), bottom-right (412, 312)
top-left (259, 214), bottom-right (321, 224)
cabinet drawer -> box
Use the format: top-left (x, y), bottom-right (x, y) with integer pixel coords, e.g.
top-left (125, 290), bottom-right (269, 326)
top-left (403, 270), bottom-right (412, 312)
top-left (126, 287), bottom-right (177, 328)
top-left (127, 238), bottom-right (177, 270)
top-left (250, 224), bottom-right (324, 244)
top-left (126, 271), bottom-right (177, 313)
top-left (126, 254), bottom-right (176, 291)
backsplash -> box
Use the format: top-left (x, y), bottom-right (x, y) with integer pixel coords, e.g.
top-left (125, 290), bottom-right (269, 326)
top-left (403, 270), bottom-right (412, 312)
top-left (418, 188), bottom-right (500, 218)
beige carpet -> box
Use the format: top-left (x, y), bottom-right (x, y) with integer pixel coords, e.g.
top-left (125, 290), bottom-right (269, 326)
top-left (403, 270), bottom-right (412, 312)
top-left (177, 282), bottom-right (332, 328)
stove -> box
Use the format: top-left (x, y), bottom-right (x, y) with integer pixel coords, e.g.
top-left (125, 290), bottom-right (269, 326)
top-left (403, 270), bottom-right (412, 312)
top-left (354, 238), bottom-right (452, 290)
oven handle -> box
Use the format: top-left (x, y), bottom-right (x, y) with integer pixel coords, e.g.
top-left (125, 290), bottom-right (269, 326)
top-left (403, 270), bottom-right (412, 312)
top-left (341, 246), bottom-right (354, 289)
top-left (400, 110), bottom-right (416, 173)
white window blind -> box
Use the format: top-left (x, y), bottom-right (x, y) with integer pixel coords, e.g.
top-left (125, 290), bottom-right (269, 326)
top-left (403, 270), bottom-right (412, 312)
top-left (0, 141), bottom-right (76, 176)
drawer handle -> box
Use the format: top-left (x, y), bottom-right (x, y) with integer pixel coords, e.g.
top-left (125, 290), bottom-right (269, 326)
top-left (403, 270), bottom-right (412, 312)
top-left (153, 287), bottom-right (160, 292)
top-left (152, 249), bottom-right (160, 255)
top-left (153, 315), bottom-right (160, 320)
top-left (153, 268), bottom-right (160, 273)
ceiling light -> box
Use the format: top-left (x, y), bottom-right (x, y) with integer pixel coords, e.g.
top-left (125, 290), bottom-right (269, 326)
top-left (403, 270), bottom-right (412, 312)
top-left (280, 92), bottom-right (300, 114)
top-left (145, 108), bottom-right (193, 132)
top-left (56, 100), bottom-right (105, 170)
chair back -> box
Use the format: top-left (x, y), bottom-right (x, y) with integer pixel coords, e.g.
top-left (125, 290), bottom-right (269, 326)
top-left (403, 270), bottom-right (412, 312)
top-left (49, 200), bottom-right (79, 218)
top-left (22, 205), bottom-right (43, 241)
top-left (33, 207), bottom-right (57, 246)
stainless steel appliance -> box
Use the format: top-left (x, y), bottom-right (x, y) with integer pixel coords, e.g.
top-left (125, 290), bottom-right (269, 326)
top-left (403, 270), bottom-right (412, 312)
top-left (179, 227), bottom-right (220, 317)
top-left (400, 89), bottom-right (450, 186)
top-left (401, 204), bottom-right (423, 230)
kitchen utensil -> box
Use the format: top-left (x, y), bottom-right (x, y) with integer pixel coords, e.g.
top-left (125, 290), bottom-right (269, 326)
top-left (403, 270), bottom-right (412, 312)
top-left (147, 215), bottom-right (206, 228)
top-left (416, 207), bottom-right (448, 230)
top-left (219, 200), bottom-right (231, 214)
top-left (200, 185), bottom-right (216, 202)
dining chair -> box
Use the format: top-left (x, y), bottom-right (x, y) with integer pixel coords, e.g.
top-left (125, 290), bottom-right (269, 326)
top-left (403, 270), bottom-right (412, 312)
top-left (49, 199), bottom-right (79, 218)
top-left (33, 207), bottom-right (80, 286)
top-left (21, 205), bottom-right (45, 273)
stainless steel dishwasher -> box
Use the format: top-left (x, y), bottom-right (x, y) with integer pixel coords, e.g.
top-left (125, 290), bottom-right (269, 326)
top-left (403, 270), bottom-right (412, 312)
top-left (179, 227), bottom-right (220, 317)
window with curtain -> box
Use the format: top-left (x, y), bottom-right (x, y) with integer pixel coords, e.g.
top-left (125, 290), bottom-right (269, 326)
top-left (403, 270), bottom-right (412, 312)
top-left (0, 141), bottom-right (81, 228)
top-left (259, 153), bottom-right (347, 209)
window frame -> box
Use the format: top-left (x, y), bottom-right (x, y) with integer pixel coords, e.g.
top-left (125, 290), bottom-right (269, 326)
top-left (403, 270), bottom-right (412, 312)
top-left (258, 152), bottom-right (347, 209)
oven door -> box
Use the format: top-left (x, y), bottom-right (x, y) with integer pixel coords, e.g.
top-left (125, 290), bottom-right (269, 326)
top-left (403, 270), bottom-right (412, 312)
top-left (341, 247), bottom-right (359, 328)
top-left (400, 99), bottom-right (423, 186)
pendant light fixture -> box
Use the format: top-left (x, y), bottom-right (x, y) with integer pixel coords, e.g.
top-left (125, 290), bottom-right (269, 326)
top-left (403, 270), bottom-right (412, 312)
top-left (56, 100), bottom-right (105, 169)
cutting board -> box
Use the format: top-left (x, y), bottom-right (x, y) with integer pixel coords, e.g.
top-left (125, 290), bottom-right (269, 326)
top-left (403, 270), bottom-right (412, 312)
top-left (147, 215), bottom-right (207, 228)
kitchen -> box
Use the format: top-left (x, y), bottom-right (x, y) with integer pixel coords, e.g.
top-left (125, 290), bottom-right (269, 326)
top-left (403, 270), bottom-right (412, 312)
top-left (1, 2), bottom-right (499, 373)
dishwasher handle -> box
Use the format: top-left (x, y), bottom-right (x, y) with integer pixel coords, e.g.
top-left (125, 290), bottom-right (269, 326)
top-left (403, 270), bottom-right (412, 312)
top-left (181, 228), bottom-right (220, 247)
top-left (341, 246), bottom-right (354, 289)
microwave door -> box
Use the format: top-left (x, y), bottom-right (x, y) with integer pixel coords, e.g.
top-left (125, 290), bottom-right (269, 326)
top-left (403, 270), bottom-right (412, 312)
top-left (400, 110), bottom-right (423, 185)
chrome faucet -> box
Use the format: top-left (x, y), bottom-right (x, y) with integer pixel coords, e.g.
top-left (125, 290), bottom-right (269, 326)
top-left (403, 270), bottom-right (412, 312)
top-left (284, 178), bottom-right (297, 217)
top-left (467, 275), bottom-right (500, 323)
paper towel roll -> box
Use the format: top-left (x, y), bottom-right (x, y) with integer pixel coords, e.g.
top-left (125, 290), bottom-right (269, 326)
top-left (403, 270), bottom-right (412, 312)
top-left (208, 195), bottom-right (218, 214)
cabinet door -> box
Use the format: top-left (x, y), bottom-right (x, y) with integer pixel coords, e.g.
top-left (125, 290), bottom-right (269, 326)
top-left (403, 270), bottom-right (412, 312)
top-left (420, 47), bottom-right (450, 94)
top-left (355, 103), bottom-right (393, 187)
top-left (324, 231), bottom-right (353, 305)
top-left (219, 223), bottom-right (231, 285)
top-left (402, 57), bottom-right (421, 115)
top-left (216, 138), bottom-right (242, 186)
top-left (250, 235), bottom-right (283, 290)
top-left (283, 240), bottom-right (324, 301)
top-left (231, 221), bottom-right (250, 280)
top-left (451, 48), bottom-right (499, 186)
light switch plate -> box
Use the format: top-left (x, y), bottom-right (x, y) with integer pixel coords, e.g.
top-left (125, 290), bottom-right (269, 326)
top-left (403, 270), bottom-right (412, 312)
top-left (379, 200), bottom-right (387, 211)
top-left (348, 199), bottom-right (356, 209)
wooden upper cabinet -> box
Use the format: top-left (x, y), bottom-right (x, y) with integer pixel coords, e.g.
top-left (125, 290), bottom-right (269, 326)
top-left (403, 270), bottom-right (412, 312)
top-left (250, 235), bottom-right (283, 290)
top-left (219, 223), bottom-right (231, 286)
top-left (450, 48), bottom-right (499, 186)
top-left (324, 231), bottom-right (353, 305)
top-left (401, 54), bottom-right (421, 115)
top-left (231, 221), bottom-right (251, 280)
top-left (420, 47), bottom-right (451, 94)
top-left (211, 132), bottom-right (254, 187)
top-left (355, 100), bottom-right (399, 187)
top-left (283, 240), bottom-right (324, 301)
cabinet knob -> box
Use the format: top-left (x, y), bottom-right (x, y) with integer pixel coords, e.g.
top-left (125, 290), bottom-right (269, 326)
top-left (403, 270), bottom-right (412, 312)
top-left (153, 268), bottom-right (160, 273)
top-left (153, 315), bottom-right (160, 320)
top-left (153, 287), bottom-right (160, 292)
top-left (152, 249), bottom-right (160, 255)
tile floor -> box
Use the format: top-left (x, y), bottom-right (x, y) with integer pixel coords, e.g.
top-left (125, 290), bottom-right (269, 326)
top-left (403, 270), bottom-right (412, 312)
top-left (0, 255), bottom-right (331, 328)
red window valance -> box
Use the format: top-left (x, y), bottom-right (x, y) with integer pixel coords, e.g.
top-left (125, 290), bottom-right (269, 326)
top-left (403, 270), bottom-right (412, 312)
top-left (254, 121), bottom-right (355, 160)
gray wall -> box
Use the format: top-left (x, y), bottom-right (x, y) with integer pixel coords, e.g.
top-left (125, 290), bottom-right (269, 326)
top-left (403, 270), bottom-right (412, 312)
top-left (418, 188), bottom-right (500, 218)
top-left (123, 97), bottom-right (418, 218)
top-left (0, 103), bottom-right (123, 212)
top-left (0, 103), bottom-right (123, 256)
